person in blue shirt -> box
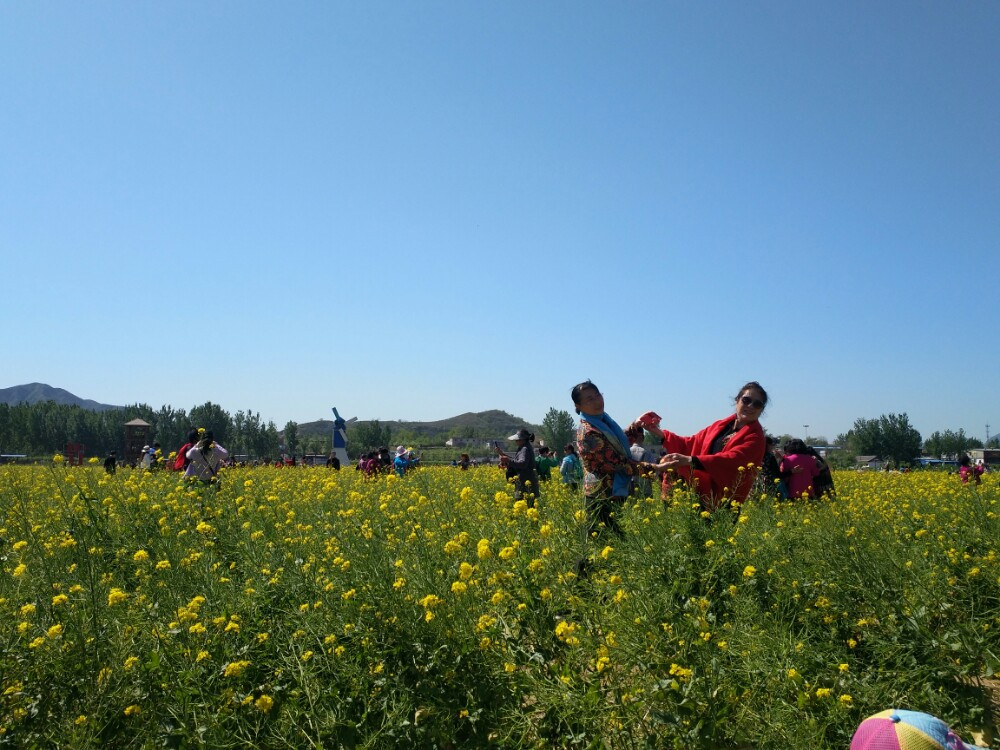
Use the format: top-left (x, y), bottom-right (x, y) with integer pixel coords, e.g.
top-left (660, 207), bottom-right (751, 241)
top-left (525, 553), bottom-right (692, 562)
top-left (393, 446), bottom-right (419, 476)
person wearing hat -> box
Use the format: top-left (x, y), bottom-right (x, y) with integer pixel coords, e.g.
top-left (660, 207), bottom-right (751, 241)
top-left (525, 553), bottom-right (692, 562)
top-left (393, 445), bottom-right (416, 477)
top-left (495, 428), bottom-right (540, 507)
top-left (851, 708), bottom-right (986, 749)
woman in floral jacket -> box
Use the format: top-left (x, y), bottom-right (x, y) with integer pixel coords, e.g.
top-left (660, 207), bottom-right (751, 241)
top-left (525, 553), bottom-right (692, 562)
top-left (572, 380), bottom-right (649, 535)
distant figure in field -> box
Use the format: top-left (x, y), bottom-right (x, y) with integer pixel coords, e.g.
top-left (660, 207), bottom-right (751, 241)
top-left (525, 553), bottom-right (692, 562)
top-left (185, 430), bottom-right (229, 484)
top-left (104, 451), bottom-right (117, 475)
top-left (496, 428), bottom-right (539, 506)
top-left (781, 438), bottom-right (820, 499)
top-left (625, 423), bottom-right (658, 498)
top-left (758, 435), bottom-right (788, 499)
top-left (378, 447), bottom-right (392, 473)
top-left (805, 444), bottom-right (835, 497)
top-left (174, 430), bottom-right (200, 471)
top-left (393, 446), bottom-right (418, 477)
top-left (560, 443), bottom-right (583, 492)
top-left (326, 451), bottom-right (341, 470)
top-left (535, 446), bottom-right (559, 482)
top-left (959, 454), bottom-right (985, 485)
top-left (458, 453), bottom-right (471, 471)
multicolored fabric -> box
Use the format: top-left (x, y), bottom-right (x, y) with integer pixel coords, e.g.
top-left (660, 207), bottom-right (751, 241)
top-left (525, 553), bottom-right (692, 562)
top-left (577, 419), bottom-right (630, 499)
top-left (851, 709), bottom-right (981, 750)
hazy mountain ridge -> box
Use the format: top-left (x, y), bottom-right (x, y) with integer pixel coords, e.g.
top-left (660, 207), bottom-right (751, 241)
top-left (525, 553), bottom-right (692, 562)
top-left (0, 383), bottom-right (120, 411)
top-left (2, 385), bottom-right (539, 442)
top-left (297, 410), bottom-right (541, 441)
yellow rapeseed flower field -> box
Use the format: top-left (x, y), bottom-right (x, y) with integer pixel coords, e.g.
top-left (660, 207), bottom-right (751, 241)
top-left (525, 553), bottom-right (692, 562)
top-left (1, 464), bottom-right (998, 746)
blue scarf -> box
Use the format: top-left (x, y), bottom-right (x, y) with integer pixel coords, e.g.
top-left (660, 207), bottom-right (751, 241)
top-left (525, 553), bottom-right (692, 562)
top-left (579, 411), bottom-right (632, 497)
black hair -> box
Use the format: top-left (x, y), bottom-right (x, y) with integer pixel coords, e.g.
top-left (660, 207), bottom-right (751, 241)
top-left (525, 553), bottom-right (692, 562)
top-left (570, 380), bottom-right (600, 415)
top-left (188, 429), bottom-right (199, 443)
top-left (736, 381), bottom-right (769, 409)
top-left (563, 444), bottom-right (577, 455)
top-left (783, 438), bottom-right (808, 455)
top-left (538, 446), bottom-right (550, 455)
top-left (959, 454), bottom-right (972, 467)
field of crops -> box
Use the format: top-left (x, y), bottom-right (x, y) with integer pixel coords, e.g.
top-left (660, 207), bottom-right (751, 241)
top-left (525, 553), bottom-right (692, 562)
top-left (2, 463), bottom-right (998, 748)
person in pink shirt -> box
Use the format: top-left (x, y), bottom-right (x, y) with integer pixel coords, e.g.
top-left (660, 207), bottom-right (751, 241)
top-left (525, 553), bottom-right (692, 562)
top-left (959, 454), bottom-right (985, 485)
top-left (780, 438), bottom-right (820, 499)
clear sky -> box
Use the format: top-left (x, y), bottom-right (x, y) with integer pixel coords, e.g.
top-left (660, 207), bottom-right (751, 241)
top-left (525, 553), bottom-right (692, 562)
top-left (3, 2), bottom-right (998, 442)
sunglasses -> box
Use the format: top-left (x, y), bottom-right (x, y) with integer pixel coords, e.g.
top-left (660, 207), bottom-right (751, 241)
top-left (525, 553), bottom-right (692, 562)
top-left (740, 396), bottom-right (765, 409)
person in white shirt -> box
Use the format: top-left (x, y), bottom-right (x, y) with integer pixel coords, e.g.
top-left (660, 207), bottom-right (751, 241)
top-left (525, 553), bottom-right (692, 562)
top-left (185, 431), bottom-right (229, 483)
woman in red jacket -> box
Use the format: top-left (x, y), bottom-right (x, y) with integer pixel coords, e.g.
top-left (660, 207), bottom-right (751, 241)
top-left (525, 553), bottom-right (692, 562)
top-left (642, 382), bottom-right (768, 511)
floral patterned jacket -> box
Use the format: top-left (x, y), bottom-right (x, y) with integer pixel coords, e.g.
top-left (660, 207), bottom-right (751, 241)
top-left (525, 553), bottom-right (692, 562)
top-left (577, 420), bottom-right (631, 499)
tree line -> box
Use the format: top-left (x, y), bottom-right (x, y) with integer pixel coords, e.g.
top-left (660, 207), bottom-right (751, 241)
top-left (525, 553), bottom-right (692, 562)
top-left (0, 401), bottom-right (285, 460)
top-left (829, 413), bottom-right (993, 468)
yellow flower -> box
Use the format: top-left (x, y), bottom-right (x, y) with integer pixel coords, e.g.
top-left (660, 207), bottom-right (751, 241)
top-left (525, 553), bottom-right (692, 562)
top-left (124, 656), bottom-right (139, 671)
top-left (477, 539), bottom-right (492, 559)
top-left (196, 650), bottom-right (210, 662)
top-left (743, 565), bottom-right (756, 578)
top-left (815, 688), bottom-right (832, 699)
top-left (458, 562), bottom-right (474, 581)
top-left (13, 563), bottom-right (27, 577)
top-left (499, 545), bottom-right (515, 560)
top-left (223, 660), bottom-right (251, 677)
top-left (124, 705), bottom-right (141, 716)
top-left (20, 603), bottom-right (36, 616)
top-left (451, 581), bottom-right (467, 595)
top-left (52, 594), bottom-right (69, 606)
top-left (155, 560), bottom-right (171, 571)
top-left (47, 624), bottom-right (63, 639)
top-left (255, 695), bottom-right (274, 712)
top-left (29, 636), bottom-right (46, 649)
top-left (838, 663), bottom-right (849, 672)
top-left (74, 715), bottom-right (88, 725)
top-left (53, 454), bottom-right (65, 464)
top-left (839, 694), bottom-right (853, 705)
top-left (601, 546), bottom-right (614, 560)
top-left (107, 588), bottom-right (128, 606)
top-left (133, 550), bottom-right (149, 563)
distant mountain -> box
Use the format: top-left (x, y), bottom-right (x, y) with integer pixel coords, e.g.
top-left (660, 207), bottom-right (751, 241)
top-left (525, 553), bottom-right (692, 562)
top-left (0, 383), bottom-right (120, 411)
top-left (297, 410), bottom-right (540, 442)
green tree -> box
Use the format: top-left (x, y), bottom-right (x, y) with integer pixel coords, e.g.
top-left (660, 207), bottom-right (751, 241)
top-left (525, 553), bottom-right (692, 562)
top-left (189, 402), bottom-right (233, 446)
top-left (539, 408), bottom-right (576, 452)
top-left (845, 413), bottom-right (921, 466)
top-left (283, 421), bottom-right (299, 456)
top-left (348, 420), bottom-right (392, 458)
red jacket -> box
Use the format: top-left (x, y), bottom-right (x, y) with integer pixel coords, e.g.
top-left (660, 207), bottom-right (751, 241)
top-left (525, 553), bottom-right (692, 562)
top-left (661, 415), bottom-right (765, 507)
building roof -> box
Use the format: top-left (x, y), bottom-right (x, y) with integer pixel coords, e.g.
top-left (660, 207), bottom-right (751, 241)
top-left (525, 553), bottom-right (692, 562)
top-left (855, 455), bottom-right (880, 463)
top-left (124, 418), bottom-right (152, 427)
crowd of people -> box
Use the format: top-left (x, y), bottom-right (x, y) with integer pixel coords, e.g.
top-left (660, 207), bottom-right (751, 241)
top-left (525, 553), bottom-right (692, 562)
top-left (102, 384), bottom-right (990, 526)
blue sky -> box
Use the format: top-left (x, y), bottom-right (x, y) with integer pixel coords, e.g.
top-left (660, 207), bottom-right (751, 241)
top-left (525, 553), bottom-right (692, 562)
top-left (3, 2), bottom-right (998, 442)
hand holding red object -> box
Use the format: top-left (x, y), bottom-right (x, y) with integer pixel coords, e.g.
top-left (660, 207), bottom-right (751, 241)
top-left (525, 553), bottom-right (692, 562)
top-left (637, 411), bottom-right (661, 429)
